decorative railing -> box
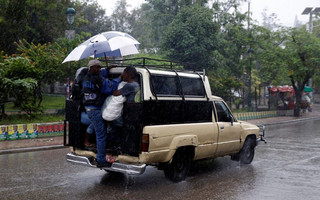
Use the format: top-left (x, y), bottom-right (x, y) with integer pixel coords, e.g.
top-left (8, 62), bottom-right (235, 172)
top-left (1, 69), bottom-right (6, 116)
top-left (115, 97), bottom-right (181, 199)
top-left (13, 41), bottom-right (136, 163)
top-left (233, 111), bottom-right (277, 121)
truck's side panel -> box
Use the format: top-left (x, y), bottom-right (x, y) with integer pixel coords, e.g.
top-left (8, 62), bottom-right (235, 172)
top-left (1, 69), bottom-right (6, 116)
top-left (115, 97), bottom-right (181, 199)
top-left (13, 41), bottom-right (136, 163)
top-left (143, 122), bottom-right (219, 163)
top-left (214, 121), bottom-right (241, 156)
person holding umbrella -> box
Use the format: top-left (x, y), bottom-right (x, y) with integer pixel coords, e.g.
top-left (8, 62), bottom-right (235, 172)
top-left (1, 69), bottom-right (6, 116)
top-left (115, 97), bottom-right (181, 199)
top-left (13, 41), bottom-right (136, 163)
top-left (82, 59), bottom-right (120, 167)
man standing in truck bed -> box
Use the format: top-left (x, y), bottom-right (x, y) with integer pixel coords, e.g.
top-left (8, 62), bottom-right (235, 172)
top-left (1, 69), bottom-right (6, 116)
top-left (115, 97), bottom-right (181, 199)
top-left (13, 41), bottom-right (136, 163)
top-left (81, 59), bottom-right (120, 167)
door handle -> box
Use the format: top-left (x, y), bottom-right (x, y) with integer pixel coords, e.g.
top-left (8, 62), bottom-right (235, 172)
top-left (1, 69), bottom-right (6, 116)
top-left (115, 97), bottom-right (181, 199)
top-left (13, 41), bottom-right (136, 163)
top-left (220, 126), bottom-right (224, 129)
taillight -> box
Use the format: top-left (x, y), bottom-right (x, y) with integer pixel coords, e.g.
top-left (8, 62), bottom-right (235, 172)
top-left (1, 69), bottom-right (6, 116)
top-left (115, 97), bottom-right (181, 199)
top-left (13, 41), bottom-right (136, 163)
top-left (141, 134), bottom-right (149, 152)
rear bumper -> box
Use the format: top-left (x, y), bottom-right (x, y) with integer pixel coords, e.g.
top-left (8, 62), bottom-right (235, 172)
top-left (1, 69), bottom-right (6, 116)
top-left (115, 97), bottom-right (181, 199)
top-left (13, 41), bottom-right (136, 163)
top-left (66, 153), bottom-right (146, 175)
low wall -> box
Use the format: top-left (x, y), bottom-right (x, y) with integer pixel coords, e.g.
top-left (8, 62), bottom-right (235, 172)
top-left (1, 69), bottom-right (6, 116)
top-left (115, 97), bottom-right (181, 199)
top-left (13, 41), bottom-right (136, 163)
top-left (234, 111), bottom-right (277, 121)
top-left (0, 122), bottom-right (67, 141)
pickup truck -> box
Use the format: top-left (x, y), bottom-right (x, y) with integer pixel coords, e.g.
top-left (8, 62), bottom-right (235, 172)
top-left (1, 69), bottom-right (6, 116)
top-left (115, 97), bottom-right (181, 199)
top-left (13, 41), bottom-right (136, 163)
top-left (65, 58), bottom-right (266, 182)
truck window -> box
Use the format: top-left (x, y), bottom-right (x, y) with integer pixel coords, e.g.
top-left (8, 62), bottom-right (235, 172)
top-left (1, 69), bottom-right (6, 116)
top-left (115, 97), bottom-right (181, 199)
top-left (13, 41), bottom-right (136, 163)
top-left (214, 101), bottom-right (233, 122)
top-left (180, 77), bottom-right (205, 97)
top-left (151, 75), bottom-right (179, 96)
top-left (151, 75), bottom-right (205, 97)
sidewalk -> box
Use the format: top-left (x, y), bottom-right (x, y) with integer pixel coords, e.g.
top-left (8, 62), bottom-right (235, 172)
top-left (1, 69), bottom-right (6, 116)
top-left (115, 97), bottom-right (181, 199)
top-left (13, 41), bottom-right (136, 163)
top-left (248, 103), bottom-right (320, 125)
top-left (1, 104), bottom-right (320, 154)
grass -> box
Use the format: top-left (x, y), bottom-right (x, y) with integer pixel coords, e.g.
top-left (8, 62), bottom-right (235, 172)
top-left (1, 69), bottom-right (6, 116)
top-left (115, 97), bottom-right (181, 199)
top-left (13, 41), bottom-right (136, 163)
top-left (0, 114), bottom-right (64, 125)
top-left (5, 95), bottom-right (66, 111)
top-left (1, 94), bottom-right (66, 125)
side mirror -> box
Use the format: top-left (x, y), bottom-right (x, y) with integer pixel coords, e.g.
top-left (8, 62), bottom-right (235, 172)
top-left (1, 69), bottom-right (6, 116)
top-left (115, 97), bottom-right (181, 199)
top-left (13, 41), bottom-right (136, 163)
top-left (230, 115), bottom-right (234, 126)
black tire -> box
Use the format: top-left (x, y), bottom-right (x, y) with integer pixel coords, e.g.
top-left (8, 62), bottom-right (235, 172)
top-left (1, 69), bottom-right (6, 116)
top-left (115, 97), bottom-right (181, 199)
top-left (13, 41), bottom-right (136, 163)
top-left (239, 137), bottom-right (256, 164)
top-left (164, 148), bottom-right (193, 182)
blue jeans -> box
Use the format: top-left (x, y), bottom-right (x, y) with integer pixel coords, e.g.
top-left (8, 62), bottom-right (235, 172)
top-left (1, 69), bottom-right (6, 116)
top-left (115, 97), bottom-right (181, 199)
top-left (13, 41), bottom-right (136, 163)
top-left (81, 112), bottom-right (94, 134)
top-left (87, 109), bottom-right (107, 163)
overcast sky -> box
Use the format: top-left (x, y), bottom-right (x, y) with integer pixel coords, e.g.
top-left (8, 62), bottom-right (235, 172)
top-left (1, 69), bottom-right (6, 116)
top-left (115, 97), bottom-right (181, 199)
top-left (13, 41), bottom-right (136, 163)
top-left (97, 0), bottom-right (320, 27)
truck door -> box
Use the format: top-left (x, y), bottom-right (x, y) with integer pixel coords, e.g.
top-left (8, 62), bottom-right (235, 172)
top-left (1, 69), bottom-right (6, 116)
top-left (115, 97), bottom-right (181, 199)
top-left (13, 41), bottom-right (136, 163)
top-left (214, 101), bottom-right (241, 155)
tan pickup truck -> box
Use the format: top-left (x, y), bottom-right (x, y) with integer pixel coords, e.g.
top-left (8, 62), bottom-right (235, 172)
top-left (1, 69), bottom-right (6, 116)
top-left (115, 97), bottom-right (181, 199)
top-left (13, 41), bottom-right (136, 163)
top-left (65, 58), bottom-right (266, 182)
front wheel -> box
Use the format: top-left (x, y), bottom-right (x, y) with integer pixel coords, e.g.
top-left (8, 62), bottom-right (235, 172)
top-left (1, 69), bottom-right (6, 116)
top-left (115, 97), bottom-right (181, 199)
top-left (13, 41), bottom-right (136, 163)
top-left (239, 137), bottom-right (256, 164)
top-left (164, 148), bottom-right (193, 182)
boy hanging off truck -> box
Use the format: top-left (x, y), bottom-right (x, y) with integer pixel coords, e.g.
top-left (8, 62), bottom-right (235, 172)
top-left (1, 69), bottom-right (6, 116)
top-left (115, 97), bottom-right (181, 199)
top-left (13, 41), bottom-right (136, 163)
top-left (102, 67), bottom-right (140, 153)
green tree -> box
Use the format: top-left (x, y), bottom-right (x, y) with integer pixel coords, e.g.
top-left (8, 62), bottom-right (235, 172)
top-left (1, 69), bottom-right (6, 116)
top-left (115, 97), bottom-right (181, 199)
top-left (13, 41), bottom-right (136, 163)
top-left (15, 39), bottom-right (67, 103)
top-left (16, 40), bottom-right (66, 82)
top-left (161, 5), bottom-right (218, 69)
top-left (0, 0), bottom-right (28, 54)
top-left (141, 0), bottom-right (207, 48)
top-left (0, 0), bottom-right (112, 54)
top-left (75, 0), bottom-right (112, 35)
top-left (129, 3), bottom-right (158, 50)
top-left (208, 0), bottom-right (253, 102)
top-left (111, 0), bottom-right (131, 32)
top-left (0, 0), bottom-right (75, 54)
top-left (209, 70), bottom-right (243, 105)
top-left (253, 26), bottom-right (290, 86)
top-left (284, 28), bottom-right (320, 116)
top-left (0, 56), bottom-right (38, 117)
top-left (212, 2), bottom-right (249, 76)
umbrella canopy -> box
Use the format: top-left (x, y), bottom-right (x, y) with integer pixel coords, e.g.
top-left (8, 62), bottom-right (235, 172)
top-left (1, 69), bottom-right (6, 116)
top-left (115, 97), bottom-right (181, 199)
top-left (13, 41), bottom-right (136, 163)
top-left (270, 87), bottom-right (278, 93)
top-left (270, 85), bottom-right (294, 93)
top-left (304, 86), bottom-right (313, 92)
top-left (62, 31), bottom-right (140, 63)
top-left (278, 85), bottom-right (294, 93)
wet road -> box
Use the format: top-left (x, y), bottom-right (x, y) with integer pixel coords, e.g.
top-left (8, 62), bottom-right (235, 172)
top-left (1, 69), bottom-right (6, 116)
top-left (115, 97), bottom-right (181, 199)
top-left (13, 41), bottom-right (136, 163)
top-left (1, 119), bottom-right (320, 200)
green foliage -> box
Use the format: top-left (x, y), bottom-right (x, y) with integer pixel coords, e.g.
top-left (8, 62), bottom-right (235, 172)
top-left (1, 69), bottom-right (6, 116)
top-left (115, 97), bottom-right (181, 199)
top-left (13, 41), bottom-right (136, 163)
top-left (16, 39), bottom-right (66, 84)
top-left (11, 78), bottom-right (40, 116)
top-left (208, 69), bottom-right (243, 102)
top-left (0, 56), bottom-right (39, 116)
top-left (75, 0), bottom-right (112, 35)
top-left (0, 0), bottom-right (112, 54)
top-left (213, 0), bottom-right (249, 77)
top-left (121, 54), bottom-right (184, 69)
top-left (234, 97), bottom-right (243, 109)
top-left (285, 29), bottom-right (320, 81)
top-left (0, 0), bottom-right (74, 54)
top-left (285, 29), bottom-right (320, 89)
top-left (111, 0), bottom-right (131, 32)
top-left (253, 26), bottom-right (290, 85)
top-left (138, 0), bottom-right (209, 49)
top-left (1, 56), bottom-right (38, 79)
top-left (161, 6), bottom-right (218, 70)
top-left (0, 76), bottom-right (12, 106)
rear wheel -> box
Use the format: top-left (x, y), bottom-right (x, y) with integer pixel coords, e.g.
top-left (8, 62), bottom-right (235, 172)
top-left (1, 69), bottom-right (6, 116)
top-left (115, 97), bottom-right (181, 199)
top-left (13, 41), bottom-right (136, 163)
top-left (164, 147), bottom-right (193, 182)
top-left (239, 137), bottom-right (256, 164)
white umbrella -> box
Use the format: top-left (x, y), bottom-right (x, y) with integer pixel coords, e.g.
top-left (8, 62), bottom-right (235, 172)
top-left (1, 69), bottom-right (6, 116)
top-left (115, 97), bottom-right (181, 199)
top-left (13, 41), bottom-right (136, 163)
top-left (62, 31), bottom-right (140, 63)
